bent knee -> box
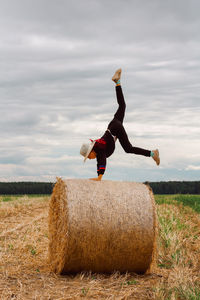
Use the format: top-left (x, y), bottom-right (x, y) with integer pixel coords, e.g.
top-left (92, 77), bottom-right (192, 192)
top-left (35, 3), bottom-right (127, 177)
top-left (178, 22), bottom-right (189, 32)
top-left (123, 146), bottom-right (132, 153)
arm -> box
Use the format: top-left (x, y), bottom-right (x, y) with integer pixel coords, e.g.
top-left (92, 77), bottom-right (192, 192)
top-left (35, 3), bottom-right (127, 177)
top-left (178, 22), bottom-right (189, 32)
top-left (89, 149), bottom-right (106, 181)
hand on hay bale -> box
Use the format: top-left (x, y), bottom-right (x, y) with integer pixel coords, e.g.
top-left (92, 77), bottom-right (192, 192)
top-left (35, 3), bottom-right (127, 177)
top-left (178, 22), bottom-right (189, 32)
top-left (89, 174), bottom-right (103, 181)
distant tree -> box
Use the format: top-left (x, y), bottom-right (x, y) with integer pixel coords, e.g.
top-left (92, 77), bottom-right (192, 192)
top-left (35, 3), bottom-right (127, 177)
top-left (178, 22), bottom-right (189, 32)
top-left (0, 181), bottom-right (200, 195)
top-left (145, 181), bottom-right (200, 195)
top-left (0, 182), bottom-right (54, 195)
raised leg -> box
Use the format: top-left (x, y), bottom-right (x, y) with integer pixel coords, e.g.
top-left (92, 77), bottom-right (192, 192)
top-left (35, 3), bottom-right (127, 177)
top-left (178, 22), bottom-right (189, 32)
top-left (113, 86), bottom-right (126, 123)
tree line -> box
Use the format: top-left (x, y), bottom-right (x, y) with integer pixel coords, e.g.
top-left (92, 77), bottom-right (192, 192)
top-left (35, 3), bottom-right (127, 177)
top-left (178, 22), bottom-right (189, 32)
top-left (0, 181), bottom-right (199, 195)
top-left (146, 181), bottom-right (200, 194)
top-left (0, 182), bottom-right (53, 195)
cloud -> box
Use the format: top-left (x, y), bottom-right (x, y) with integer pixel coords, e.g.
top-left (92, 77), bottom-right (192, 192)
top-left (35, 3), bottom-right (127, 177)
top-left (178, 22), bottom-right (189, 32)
top-left (186, 165), bottom-right (200, 171)
top-left (0, 0), bottom-right (200, 182)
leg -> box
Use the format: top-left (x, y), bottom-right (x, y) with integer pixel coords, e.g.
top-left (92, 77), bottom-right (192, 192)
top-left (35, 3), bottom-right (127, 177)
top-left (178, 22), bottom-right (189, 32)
top-left (107, 85), bottom-right (126, 133)
top-left (109, 120), bottom-right (151, 157)
top-left (111, 68), bottom-right (126, 123)
top-left (113, 86), bottom-right (126, 123)
top-left (119, 125), bottom-right (151, 156)
top-left (108, 68), bottom-right (160, 164)
top-left (118, 124), bottom-right (151, 156)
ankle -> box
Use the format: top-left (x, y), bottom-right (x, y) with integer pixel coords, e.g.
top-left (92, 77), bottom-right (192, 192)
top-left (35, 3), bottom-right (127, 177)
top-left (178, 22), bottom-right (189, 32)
top-left (116, 79), bottom-right (121, 86)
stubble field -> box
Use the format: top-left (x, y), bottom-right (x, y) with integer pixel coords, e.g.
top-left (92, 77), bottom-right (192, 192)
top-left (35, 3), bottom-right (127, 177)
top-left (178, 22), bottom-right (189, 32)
top-left (0, 194), bottom-right (200, 300)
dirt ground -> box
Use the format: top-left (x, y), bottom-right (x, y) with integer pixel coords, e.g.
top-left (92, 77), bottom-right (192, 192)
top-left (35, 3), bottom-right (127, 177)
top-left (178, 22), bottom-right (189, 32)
top-left (0, 196), bottom-right (199, 300)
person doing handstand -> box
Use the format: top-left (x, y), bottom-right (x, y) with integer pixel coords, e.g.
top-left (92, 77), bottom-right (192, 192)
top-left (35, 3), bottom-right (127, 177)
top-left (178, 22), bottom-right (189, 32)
top-left (80, 69), bottom-right (160, 181)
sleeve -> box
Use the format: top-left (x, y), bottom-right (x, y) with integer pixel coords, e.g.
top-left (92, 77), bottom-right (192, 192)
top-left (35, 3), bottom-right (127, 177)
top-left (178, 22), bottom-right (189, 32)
top-left (96, 149), bottom-right (107, 175)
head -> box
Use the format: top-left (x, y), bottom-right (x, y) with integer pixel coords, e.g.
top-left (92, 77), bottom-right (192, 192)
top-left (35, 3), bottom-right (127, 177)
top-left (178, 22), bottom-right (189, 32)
top-left (80, 140), bottom-right (96, 162)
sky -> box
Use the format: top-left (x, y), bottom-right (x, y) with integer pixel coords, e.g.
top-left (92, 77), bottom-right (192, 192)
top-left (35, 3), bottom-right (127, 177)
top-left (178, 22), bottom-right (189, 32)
top-left (0, 0), bottom-right (200, 182)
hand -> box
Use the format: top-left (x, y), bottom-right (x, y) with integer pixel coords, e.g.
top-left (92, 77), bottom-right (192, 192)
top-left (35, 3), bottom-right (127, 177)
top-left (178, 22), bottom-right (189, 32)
top-left (90, 177), bottom-right (100, 181)
top-left (89, 175), bottom-right (103, 181)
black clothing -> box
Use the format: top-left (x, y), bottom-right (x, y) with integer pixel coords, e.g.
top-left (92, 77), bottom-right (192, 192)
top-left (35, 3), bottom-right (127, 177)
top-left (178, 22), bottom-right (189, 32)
top-left (94, 86), bottom-right (151, 175)
top-left (93, 130), bottom-right (115, 175)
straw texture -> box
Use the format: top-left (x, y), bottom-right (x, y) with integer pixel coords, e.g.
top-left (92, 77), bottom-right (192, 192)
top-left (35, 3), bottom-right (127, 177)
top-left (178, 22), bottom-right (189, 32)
top-left (48, 178), bottom-right (157, 274)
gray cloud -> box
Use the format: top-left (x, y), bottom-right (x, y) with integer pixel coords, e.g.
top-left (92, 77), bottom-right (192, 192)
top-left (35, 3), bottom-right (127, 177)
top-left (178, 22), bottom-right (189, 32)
top-left (0, 0), bottom-right (200, 182)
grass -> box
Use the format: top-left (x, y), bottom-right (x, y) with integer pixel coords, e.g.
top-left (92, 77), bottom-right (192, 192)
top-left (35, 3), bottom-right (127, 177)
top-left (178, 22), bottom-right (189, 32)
top-left (155, 194), bottom-right (200, 213)
top-left (0, 194), bottom-right (50, 202)
top-left (1, 193), bottom-right (199, 211)
top-left (155, 194), bottom-right (200, 300)
top-left (0, 193), bottom-right (199, 299)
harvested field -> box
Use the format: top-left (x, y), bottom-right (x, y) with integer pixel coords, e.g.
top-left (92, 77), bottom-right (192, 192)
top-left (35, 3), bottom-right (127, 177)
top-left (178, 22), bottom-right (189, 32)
top-left (0, 194), bottom-right (200, 300)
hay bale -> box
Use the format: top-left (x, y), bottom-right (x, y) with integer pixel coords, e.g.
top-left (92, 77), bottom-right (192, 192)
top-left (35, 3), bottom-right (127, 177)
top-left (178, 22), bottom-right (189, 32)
top-left (48, 178), bottom-right (157, 274)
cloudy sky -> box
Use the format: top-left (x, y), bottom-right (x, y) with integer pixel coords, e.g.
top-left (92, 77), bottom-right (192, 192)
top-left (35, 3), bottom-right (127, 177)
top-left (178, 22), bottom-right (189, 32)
top-left (0, 0), bottom-right (200, 182)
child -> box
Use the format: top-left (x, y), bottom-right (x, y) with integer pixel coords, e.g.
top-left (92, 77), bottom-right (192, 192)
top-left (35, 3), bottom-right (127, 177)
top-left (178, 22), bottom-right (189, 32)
top-left (80, 69), bottom-right (160, 181)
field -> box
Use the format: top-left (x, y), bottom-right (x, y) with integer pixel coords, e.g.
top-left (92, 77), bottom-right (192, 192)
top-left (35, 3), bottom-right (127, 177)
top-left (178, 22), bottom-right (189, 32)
top-left (0, 194), bottom-right (200, 300)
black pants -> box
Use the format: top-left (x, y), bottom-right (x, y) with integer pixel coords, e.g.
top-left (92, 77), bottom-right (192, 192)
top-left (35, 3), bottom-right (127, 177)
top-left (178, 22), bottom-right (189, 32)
top-left (108, 86), bottom-right (151, 157)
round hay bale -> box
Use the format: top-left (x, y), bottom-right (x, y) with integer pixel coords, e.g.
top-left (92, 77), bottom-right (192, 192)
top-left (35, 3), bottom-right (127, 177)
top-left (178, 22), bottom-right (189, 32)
top-left (48, 178), bottom-right (157, 274)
